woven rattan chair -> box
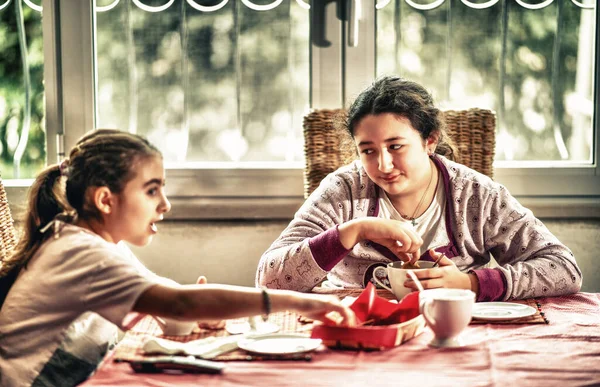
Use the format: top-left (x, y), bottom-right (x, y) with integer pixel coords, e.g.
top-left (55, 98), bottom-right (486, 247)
top-left (0, 174), bottom-right (18, 309)
top-left (0, 175), bottom-right (17, 261)
top-left (302, 108), bottom-right (496, 198)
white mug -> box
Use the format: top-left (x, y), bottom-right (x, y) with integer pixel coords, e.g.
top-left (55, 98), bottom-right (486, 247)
top-left (419, 288), bottom-right (475, 347)
top-left (372, 261), bottom-right (436, 300)
top-left (153, 316), bottom-right (196, 336)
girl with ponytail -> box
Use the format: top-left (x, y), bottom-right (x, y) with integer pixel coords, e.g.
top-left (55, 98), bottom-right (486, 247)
top-left (0, 129), bottom-right (355, 387)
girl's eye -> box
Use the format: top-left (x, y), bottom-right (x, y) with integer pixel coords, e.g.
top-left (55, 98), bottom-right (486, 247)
top-left (390, 144), bottom-right (403, 150)
top-left (361, 149), bottom-right (374, 155)
top-left (147, 188), bottom-right (158, 196)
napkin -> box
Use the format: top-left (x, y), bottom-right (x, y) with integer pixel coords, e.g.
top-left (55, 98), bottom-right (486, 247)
top-left (348, 283), bottom-right (420, 326)
top-left (143, 336), bottom-right (240, 359)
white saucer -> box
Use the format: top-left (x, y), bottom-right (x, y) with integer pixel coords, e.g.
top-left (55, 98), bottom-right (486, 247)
top-left (238, 333), bottom-right (322, 355)
top-left (472, 302), bottom-right (536, 321)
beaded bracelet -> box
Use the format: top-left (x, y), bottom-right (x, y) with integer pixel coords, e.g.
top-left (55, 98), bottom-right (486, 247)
top-left (261, 287), bottom-right (271, 322)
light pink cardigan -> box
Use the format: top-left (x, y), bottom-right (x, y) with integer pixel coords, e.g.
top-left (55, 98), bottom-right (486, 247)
top-left (256, 155), bottom-right (582, 301)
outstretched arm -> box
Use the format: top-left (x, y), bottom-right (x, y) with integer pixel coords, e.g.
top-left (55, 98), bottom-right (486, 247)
top-left (133, 283), bottom-right (356, 327)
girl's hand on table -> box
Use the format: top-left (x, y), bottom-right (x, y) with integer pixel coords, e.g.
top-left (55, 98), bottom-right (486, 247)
top-left (196, 275), bottom-right (226, 330)
top-left (403, 249), bottom-right (474, 293)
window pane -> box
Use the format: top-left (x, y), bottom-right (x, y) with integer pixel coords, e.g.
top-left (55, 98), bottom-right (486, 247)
top-left (376, 0), bottom-right (596, 162)
top-left (0, 0), bottom-right (45, 178)
top-left (95, 0), bottom-right (309, 164)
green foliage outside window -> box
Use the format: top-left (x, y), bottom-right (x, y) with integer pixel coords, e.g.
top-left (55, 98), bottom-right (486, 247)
top-left (0, 2), bottom-right (45, 179)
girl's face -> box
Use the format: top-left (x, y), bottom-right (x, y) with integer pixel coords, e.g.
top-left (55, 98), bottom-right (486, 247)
top-left (106, 155), bottom-right (171, 246)
top-left (354, 113), bottom-right (436, 198)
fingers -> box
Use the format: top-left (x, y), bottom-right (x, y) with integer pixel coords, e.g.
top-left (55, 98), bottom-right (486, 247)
top-left (196, 275), bottom-right (207, 285)
top-left (322, 306), bottom-right (357, 327)
top-left (378, 240), bottom-right (411, 262)
top-left (402, 253), bottom-right (462, 290)
top-left (429, 249), bottom-right (454, 267)
top-left (333, 304), bottom-right (357, 327)
top-left (375, 240), bottom-right (419, 263)
top-left (404, 277), bottom-right (444, 291)
top-left (305, 296), bottom-right (357, 327)
top-left (321, 295), bottom-right (357, 327)
top-left (363, 219), bottom-right (423, 258)
top-left (437, 255), bottom-right (454, 267)
top-left (392, 226), bottom-right (421, 255)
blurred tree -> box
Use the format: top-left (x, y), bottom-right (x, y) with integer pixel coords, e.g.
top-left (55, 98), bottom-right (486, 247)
top-left (382, 0), bottom-right (593, 161)
top-left (0, 1), bottom-right (45, 178)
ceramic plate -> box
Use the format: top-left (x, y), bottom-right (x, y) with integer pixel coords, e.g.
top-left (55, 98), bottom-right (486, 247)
top-left (472, 302), bottom-right (536, 321)
top-left (238, 333), bottom-right (322, 355)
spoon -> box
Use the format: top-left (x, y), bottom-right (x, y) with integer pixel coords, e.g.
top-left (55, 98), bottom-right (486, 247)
top-left (406, 270), bottom-right (425, 292)
top-left (432, 253), bottom-right (446, 268)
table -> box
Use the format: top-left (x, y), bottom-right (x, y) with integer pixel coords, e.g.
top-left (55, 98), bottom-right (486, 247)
top-left (81, 292), bottom-right (600, 387)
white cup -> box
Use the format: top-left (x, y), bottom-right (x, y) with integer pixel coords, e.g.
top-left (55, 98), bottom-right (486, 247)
top-left (372, 261), bottom-right (436, 300)
top-left (153, 316), bottom-right (196, 336)
top-left (419, 288), bottom-right (475, 347)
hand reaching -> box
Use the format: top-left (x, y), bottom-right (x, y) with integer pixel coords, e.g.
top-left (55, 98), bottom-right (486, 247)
top-left (290, 293), bottom-right (357, 327)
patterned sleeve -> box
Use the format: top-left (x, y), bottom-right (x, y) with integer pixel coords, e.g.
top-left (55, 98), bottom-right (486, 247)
top-left (255, 166), bottom-right (363, 292)
top-left (481, 185), bottom-right (582, 300)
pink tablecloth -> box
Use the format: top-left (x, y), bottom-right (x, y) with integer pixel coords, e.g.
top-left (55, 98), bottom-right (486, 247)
top-left (81, 292), bottom-right (600, 387)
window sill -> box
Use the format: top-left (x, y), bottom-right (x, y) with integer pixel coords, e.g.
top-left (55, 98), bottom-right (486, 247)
top-left (6, 186), bottom-right (600, 221)
top-left (165, 196), bottom-right (600, 220)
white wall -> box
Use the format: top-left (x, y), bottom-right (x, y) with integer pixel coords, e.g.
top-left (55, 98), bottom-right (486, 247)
top-left (131, 219), bottom-right (600, 293)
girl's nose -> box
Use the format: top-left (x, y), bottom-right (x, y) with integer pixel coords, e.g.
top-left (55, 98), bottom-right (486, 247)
top-left (159, 194), bottom-right (171, 214)
top-left (378, 150), bottom-right (394, 172)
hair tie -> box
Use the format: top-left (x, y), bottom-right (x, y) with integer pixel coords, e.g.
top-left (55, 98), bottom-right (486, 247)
top-left (59, 159), bottom-right (70, 177)
top-left (39, 219), bottom-right (61, 239)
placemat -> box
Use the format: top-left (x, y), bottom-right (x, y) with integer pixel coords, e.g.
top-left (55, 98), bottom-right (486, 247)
top-left (312, 287), bottom-right (548, 324)
top-left (113, 312), bottom-right (312, 363)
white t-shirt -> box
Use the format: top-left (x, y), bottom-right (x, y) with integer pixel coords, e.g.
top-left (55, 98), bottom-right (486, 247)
top-left (378, 177), bottom-right (450, 254)
top-left (0, 223), bottom-right (159, 387)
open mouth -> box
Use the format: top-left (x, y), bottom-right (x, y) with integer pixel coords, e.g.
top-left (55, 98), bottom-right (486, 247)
top-left (150, 222), bottom-right (158, 233)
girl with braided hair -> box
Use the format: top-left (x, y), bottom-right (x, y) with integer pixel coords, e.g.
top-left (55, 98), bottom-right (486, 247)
top-left (0, 129), bottom-right (355, 387)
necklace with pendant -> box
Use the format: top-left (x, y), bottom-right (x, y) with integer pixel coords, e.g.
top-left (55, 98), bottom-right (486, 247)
top-left (400, 161), bottom-right (434, 227)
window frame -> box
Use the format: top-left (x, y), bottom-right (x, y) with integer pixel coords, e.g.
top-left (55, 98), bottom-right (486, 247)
top-left (5, 0), bottom-right (600, 220)
top-left (344, 2), bottom-right (600, 200)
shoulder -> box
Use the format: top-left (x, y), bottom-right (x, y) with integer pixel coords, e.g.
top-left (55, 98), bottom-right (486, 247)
top-left (435, 155), bottom-right (526, 220)
top-left (325, 160), bottom-right (378, 196)
top-left (38, 224), bottom-right (131, 270)
top-left (437, 156), bottom-right (493, 185)
top-left (301, 160), bottom-right (378, 218)
top-left (437, 155), bottom-right (506, 199)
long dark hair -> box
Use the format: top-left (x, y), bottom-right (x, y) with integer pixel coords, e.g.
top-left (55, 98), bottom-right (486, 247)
top-left (344, 76), bottom-right (458, 161)
top-left (0, 129), bottom-right (161, 278)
